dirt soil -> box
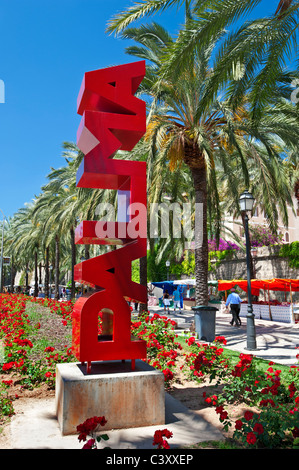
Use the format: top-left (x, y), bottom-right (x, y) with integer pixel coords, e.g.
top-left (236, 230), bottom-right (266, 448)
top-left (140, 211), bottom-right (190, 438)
top-left (0, 304), bottom-right (250, 448)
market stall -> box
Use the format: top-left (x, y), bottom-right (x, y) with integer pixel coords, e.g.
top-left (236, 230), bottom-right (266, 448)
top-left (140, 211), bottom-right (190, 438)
top-left (218, 278), bottom-right (299, 324)
top-left (151, 280), bottom-right (196, 308)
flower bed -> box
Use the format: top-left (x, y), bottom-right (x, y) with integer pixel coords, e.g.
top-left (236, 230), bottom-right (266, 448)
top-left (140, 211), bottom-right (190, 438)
top-left (1, 294), bottom-right (299, 448)
top-left (0, 294), bottom-right (75, 420)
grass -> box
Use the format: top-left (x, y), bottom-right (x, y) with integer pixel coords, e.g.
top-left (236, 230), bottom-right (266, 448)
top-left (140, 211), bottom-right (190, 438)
top-left (185, 439), bottom-right (243, 449)
top-left (176, 333), bottom-right (292, 377)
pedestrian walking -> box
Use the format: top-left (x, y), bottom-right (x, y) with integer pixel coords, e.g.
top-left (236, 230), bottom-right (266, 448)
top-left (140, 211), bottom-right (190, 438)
top-left (172, 287), bottom-right (181, 313)
top-left (163, 290), bottom-right (170, 313)
top-left (225, 288), bottom-right (242, 327)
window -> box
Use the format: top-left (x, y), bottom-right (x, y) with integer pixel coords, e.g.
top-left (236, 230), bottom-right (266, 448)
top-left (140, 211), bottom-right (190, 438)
top-left (285, 232), bottom-right (289, 243)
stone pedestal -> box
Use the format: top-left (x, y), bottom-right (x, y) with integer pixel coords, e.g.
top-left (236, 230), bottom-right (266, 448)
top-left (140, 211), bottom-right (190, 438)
top-left (55, 360), bottom-right (165, 435)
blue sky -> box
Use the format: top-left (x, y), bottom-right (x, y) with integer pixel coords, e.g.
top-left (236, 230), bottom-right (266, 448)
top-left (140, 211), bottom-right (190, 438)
top-left (0, 0), bottom-right (280, 218)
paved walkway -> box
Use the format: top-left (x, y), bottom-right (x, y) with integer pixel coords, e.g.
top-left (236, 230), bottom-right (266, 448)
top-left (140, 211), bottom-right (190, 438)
top-left (1, 306), bottom-right (298, 449)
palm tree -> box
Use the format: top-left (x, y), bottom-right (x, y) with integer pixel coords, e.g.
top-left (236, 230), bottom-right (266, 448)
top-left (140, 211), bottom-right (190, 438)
top-left (112, 22), bottom-right (299, 305)
top-left (8, 204), bottom-right (43, 294)
top-left (107, 0), bottom-right (298, 121)
top-left (283, 147), bottom-right (299, 208)
top-left (33, 142), bottom-right (116, 299)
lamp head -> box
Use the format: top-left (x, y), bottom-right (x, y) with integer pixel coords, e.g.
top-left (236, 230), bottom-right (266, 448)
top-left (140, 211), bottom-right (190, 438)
top-left (239, 190), bottom-right (255, 213)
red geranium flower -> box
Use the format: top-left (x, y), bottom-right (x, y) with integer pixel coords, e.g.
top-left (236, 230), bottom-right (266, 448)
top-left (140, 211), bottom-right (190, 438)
top-left (253, 422), bottom-right (264, 435)
top-left (235, 420), bottom-right (243, 430)
top-left (246, 432), bottom-right (257, 445)
top-left (153, 429), bottom-right (173, 449)
top-left (244, 410), bottom-right (254, 421)
top-left (82, 438), bottom-right (96, 449)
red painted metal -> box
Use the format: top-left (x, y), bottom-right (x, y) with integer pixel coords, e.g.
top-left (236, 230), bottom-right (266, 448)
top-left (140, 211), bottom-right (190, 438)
top-left (72, 61), bottom-right (147, 372)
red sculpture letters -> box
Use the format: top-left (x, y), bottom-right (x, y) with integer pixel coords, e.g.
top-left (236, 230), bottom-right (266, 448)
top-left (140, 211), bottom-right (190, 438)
top-left (72, 61), bottom-right (147, 373)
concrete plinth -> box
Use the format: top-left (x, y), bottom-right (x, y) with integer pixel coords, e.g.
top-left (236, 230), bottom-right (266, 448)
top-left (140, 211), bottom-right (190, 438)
top-left (55, 360), bottom-right (165, 436)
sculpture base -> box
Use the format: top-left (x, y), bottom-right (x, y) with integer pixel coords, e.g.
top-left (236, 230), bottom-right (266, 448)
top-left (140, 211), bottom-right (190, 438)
top-left (55, 360), bottom-right (165, 435)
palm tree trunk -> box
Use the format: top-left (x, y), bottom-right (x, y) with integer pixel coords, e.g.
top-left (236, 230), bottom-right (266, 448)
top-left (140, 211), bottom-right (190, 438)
top-left (139, 255), bottom-right (148, 314)
top-left (10, 257), bottom-right (16, 293)
top-left (55, 235), bottom-right (60, 300)
top-left (34, 250), bottom-right (38, 297)
top-left (25, 263), bottom-right (29, 290)
top-left (70, 227), bottom-right (76, 299)
top-left (45, 246), bottom-right (49, 298)
top-left (84, 245), bottom-right (90, 260)
top-left (39, 262), bottom-right (42, 286)
top-left (191, 166), bottom-right (209, 306)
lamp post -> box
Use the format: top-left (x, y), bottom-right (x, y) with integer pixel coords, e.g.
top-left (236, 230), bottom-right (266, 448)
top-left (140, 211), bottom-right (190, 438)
top-left (239, 190), bottom-right (257, 350)
top-left (166, 260), bottom-right (170, 281)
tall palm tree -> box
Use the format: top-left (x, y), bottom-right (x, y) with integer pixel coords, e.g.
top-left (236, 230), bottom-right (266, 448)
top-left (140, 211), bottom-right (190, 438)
top-left (107, 0), bottom-right (298, 121)
top-left (113, 22), bottom-right (299, 305)
top-left (33, 142), bottom-right (116, 299)
top-left (8, 204), bottom-right (43, 294)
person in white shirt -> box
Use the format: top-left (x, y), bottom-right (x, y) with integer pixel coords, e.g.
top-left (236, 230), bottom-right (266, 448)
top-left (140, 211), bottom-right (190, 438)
top-left (225, 288), bottom-right (242, 327)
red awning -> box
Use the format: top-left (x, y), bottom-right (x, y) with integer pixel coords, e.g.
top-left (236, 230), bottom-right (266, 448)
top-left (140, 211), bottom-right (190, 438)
top-left (217, 279), bottom-right (260, 296)
top-left (218, 278), bottom-right (299, 293)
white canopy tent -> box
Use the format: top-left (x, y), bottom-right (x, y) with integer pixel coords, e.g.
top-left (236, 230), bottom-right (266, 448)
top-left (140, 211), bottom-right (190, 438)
top-left (173, 279), bottom-right (196, 285)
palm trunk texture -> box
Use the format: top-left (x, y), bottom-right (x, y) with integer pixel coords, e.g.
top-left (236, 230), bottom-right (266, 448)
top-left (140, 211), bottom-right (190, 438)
top-left (185, 141), bottom-right (209, 306)
top-left (70, 227), bottom-right (76, 299)
top-left (55, 235), bottom-right (60, 300)
top-left (45, 246), bottom-right (49, 299)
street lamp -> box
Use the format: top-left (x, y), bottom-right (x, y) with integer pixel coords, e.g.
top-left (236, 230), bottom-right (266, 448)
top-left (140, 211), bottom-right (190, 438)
top-left (166, 260), bottom-right (170, 281)
top-left (239, 190), bottom-right (257, 350)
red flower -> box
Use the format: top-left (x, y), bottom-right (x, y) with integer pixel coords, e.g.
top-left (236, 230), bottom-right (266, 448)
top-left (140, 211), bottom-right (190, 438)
top-left (244, 410), bottom-right (254, 421)
top-left (2, 379), bottom-right (13, 386)
top-left (214, 336), bottom-right (227, 345)
top-left (220, 411), bottom-right (228, 421)
top-left (77, 416), bottom-right (107, 442)
top-left (215, 405), bottom-right (224, 414)
top-left (246, 432), bottom-right (257, 445)
top-left (253, 423), bottom-right (264, 435)
top-left (235, 420), bottom-right (243, 430)
top-left (82, 438), bottom-right (96, 449)
top-left (153, 429), bottom-right (173, 449)
top-left (162, 368), bottom-right (173, 382)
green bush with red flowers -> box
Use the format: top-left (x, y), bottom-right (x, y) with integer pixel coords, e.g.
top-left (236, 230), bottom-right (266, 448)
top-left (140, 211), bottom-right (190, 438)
top-left (1, 293), bottom-right (299, 448)
top-left (182, 335), bottom-right (230, 383)
top-left (0, 294), bottom-right (75, 391)
top-left (131, 312), bottom-right (182, 384)
top-left (215, 363), bottom-right (299, 448)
